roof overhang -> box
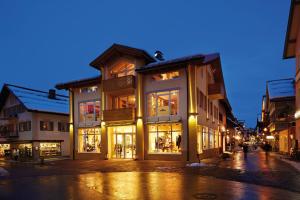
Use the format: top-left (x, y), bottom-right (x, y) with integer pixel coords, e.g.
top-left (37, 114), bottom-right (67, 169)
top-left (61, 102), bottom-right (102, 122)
top-left (89, 43), bottom-right (156, 70)
top-left (56, 76), bottom-right (101, 90)
top-left (283, 0), bottom-right (300, 59)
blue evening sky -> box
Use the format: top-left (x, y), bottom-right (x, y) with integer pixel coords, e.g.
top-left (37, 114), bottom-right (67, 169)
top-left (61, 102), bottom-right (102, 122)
top-left (0, 0), bottom-right (295, 127)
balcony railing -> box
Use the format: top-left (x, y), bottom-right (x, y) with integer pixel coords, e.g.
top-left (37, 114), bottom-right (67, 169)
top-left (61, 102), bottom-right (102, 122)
top-left (103, 75), bottom-right (135, 93)
top-left (208, 83), bottom-right (225, 100)
top-left (103, 108), bottom-right (135, 122)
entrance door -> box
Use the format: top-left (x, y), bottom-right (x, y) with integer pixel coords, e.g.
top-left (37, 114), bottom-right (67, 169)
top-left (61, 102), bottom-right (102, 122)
top-left (112, 125), bottom-right (136, 159)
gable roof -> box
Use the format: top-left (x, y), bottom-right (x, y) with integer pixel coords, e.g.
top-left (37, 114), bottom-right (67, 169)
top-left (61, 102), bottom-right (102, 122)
top-left (56, 75), bottom-right (101, 90)
top-left (89, 43), bottom-right (156, 69)
top-left (283, 0), bottom-right (300, 59)
top-left (0, 84), bottom-right (69, 115)
top-left (267, 78), bottom-right (295, 100)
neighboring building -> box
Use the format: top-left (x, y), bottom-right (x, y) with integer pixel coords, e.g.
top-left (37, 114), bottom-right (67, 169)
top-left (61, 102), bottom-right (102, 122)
top-left (56, 44), bottom-right (232, 162)
top-left (284, 0), bottom-right (300, 146)
top-left (0, 84), bottom-right (70, 160)
top-left (259, 79), bottom-right (295, 153)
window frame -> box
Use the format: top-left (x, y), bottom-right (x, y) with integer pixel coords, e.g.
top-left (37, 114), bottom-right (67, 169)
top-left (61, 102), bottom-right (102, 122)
top-left (78, 99), bottom-right (101, 123)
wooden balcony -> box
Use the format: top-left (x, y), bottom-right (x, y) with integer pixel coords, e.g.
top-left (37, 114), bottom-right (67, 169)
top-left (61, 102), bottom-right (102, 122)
top-left (208, 83), bottom-right (225, 100)
top-left (103, 108), bottom-right (135, 122)
top-left (103, 75), bottom-right (135, 94)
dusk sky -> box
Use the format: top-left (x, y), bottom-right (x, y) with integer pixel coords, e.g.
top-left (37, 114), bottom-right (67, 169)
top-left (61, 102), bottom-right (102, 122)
top-left (0, 0), bottom-right (295, 127)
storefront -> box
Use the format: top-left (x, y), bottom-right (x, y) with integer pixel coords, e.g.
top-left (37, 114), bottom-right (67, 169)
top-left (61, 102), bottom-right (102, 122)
top-left (78, 128), bottom-right (101, 153)
top-left (197, 125), bottom-right (221, 159)
top-left (109, 125), bottom-right (136, 159)
top-left (0, 144), bottom-right (10, 157)
top-left (40, 142), bottom-right (61, 157)
top-left (148, 123), bottom-right (182, 154)
top-left (18, 143), bottom-right (33, 158)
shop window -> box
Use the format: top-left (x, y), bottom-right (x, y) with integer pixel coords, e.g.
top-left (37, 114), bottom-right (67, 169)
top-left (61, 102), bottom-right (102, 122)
top-left (152, 71), bottom-right (179, 81)
top-left (79, 100), bottom-right (101, 123)
top-left (40, 143), bottom-right (61, 157)
top-left (147, 90), bottom-right (179, 117)
top-left (209, 129), bottom-right (214, 148)
top-left (202, 127), bottom-right (208, 150)
top-left (78, 128), bottom-right (101, 153)
top-left (197, 126), bottom-right (203, 154)
top-left (40, 121), bottom-right (54, 131)
top-left (214, 131), bottom-right (219, 148)
top-left (0, 144), bottom-right (10, 157)
top-left (80, 86), bottom-right (98, 94)
top-left (148, 123), bottom-right (182, 154)
top-left (19, 121), bottom-right (31, 132)
top-left (58, 122), bottom-right (69, 132)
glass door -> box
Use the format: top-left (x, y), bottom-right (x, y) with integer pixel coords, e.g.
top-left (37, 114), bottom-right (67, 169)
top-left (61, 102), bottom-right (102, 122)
top-left (124, 134), bottom-right (133, 159)
top-left (115, 134), bottom-right (124, 158)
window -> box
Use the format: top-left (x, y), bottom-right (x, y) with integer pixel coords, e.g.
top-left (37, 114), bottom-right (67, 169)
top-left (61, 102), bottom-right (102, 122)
top-left (111, 64), bottom-right (135, 78)
top-left (19, 121), bottom-right (31, 132)
top-left (209, 129), bottom-right (214, 148)
top-left (40, 121), bottom-right (54, 131)
top-left (214, 131), bottom-right (219, 148)
top-left (113, 95), bottom-right (135, 109)
top-left (147, 90), bottom-right (179, 117)
top-left (40, 143), bottom-right (61, 156)
top-left (152, 71), bottom-right (179, 81)
top-left (148, 123), bottom-right (182, 153)
top-left (58, 122), bottom-right (69, 132)
top-left (197, 126), bottom-right (203, 154)
top-left (202, 127), bottom-right (208, 150)
top-left (80, 86), bottom-right (98, 94)
top-left (219, 113), bottom-right (223, 123)
top-left (79, 100), bottom-right (101, 123)
top-left (78, 128), bottom-right (101, 153)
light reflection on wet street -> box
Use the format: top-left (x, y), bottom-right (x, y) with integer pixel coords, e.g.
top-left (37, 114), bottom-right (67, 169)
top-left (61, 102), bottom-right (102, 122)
top-left (1, 172), bottom-right (300, 200)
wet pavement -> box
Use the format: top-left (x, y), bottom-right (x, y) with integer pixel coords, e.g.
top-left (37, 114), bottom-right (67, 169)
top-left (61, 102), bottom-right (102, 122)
top-left (0, 150), bottom-right (300, 199)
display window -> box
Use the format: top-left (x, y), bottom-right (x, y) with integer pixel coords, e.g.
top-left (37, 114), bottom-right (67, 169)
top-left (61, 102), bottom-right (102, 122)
top-left (209, 129), bottom-right (214, 148)
top-left (78, 128), bottom-right (101, 153)
top-left (40, 143), bottom-right (61, 157)
top-left (0, 144), bottom-right (10, 157)
top-left (148, 123), bottom-right (182, 154)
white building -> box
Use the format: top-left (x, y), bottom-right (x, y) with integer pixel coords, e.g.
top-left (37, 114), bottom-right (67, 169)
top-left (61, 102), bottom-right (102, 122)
top-left (0, 84), bottom-right (70, 160)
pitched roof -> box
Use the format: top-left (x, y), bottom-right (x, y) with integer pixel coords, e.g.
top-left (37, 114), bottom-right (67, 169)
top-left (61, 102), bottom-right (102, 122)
top-left (267, 78), bottom-right (295, 100)
top-left (0, 84), bottom-right (69, 115)
top-left (56, 75), bottom-right (101, 90)
top-left (283, 0), bottom-right (300, 59)
top-left (89, 43), bottom-right (156, 69)
top-left (136, 53), bottom-right (219, 73)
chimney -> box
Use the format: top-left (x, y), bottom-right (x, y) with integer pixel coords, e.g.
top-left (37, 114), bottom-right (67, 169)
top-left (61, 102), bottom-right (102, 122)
top-left (154, 50), bottom-right (164, 61)
top-left (48, 89), bottom-right (56, 99)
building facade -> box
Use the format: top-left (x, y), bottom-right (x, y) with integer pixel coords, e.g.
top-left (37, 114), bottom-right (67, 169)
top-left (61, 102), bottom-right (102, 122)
top-left (0, 84), bottom-right (70, 160)
top-left (259, 79), bottom-right (295, 153)
top-left (56, 44), bottom-right (232, 162)
top-left (284, 0), bottom-right (300, 146)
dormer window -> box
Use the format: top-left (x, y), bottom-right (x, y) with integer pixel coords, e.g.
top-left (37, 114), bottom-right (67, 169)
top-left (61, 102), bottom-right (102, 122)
top-left (152, 71), bottom-right (179, 81)
top-left (80, 86), bottom-right (98, 94)
top-left (110, 64), bottom-right (135, 78)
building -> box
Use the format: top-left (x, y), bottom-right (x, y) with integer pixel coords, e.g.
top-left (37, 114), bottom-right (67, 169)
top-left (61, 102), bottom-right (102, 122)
top-left (0, 84), bottom-right (70, 160)
top-left (259, 79), bottom-right (295, 153)
top-left (284, 0), bottom-right (300, 146)
top-left (56, 44), bottom-right (232, 161)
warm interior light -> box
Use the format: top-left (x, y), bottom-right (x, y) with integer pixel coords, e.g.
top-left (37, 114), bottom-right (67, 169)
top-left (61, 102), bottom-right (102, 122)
top-left (266, 135), bottom-right (274, 140)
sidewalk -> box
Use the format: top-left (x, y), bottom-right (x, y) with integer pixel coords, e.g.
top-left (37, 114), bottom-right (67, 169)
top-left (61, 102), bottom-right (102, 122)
top-left (271, 152), bottom-right (300, 172)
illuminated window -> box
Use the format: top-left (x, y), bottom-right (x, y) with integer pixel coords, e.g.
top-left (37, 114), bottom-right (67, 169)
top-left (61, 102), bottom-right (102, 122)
top-left (79, 100), bottom-right (101, 123)
top-left (80, 86), bottom-right (98, 94)
top-left (40, 121), bottom-right (54, 131)
top-left (78, 128), bottom-right (101, 153)
top-left (147, 90), bottom-right (179, 117)
top-left (152, 71), bottom-right (179, 81)
top-left (197, 125), bottom-right (203, 154)
top-left (113, 95), bottom-right (135, 109)
top-left (148, 123), bottom-right (182, 153)
top-left (40, 143), bottom-right (61, 156)
top-left (209, 129), bottom-right (214, 148)
top-left (111, 64), bottom-right (135, 78)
